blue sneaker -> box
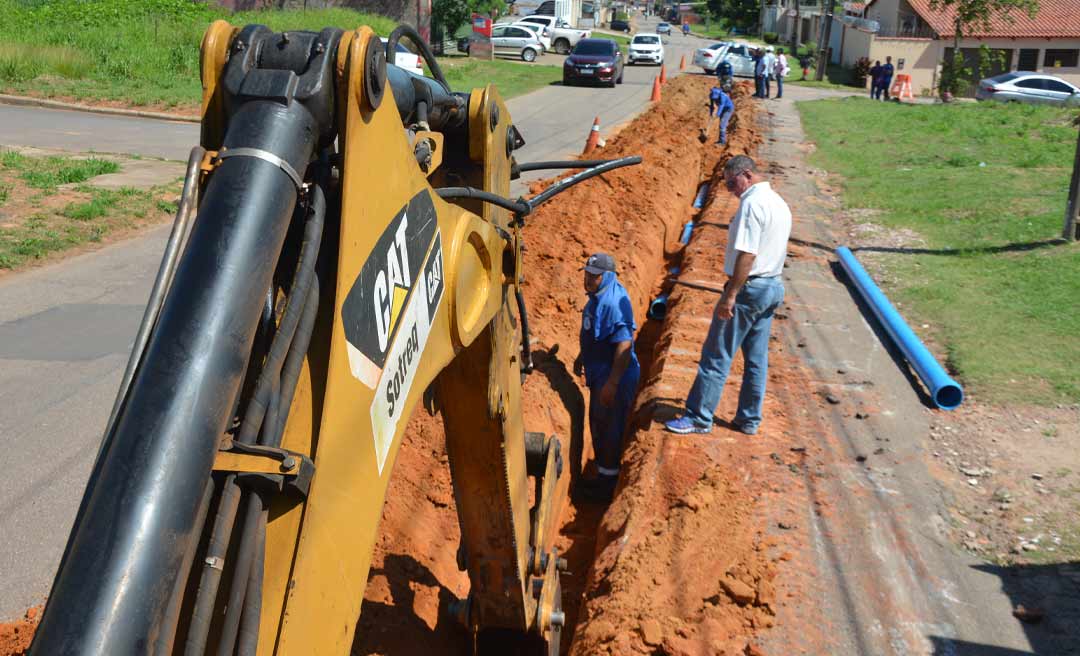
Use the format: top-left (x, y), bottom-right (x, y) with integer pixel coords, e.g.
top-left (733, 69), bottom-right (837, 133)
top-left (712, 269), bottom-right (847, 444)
top-left (732, 419), bottom-right (759, 436)
top-left (664, 416), bottom-right (712, 434)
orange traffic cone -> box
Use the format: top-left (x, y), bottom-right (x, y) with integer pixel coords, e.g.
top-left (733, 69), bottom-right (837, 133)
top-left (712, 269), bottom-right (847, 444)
top-left (650, 76), bottom-right (662, 102)
top-left (659, 64), bottom-right (668, 84)
top-left (582, 116), bottom-right (601, 155)
top-left (679, 54), bottom-right (686, 71)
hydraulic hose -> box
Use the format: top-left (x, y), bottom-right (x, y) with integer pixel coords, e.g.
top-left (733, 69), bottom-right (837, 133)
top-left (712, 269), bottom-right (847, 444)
top-left (32, 98), bottom-right (315, 656)
top-left (386, 23), bottom-right (450, 92)
top-left (184, 185), bottom-right (325, 655)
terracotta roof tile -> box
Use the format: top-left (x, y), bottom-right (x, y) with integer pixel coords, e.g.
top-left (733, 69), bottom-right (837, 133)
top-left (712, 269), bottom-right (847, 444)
top-left (906, 0), bottom-right (1080, 39)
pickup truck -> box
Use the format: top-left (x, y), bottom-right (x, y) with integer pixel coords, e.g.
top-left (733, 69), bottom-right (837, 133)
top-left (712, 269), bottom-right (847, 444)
top-left (518, 15), bottom-right (591, 54)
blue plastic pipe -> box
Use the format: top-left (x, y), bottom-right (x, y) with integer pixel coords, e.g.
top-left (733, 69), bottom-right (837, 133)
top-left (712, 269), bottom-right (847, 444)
top-left (693, 182), bottom-right (710, 209)
top-left (648, 293), bottom-right (669, 321)
top-left (679, 221), bottom-right (694, 244)
top-left (836, 246), bottom-right (964, 410)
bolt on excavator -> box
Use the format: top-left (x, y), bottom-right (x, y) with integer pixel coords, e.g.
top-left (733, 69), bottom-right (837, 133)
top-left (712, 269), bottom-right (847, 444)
top-left (28, 20), bottom-right (638, 656)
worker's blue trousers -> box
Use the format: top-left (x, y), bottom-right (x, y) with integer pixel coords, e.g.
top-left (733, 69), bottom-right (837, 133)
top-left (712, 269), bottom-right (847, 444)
top-left (588, 368), bottom-right (639, 475)
top-left (718, 109), bottom-right (733, 144)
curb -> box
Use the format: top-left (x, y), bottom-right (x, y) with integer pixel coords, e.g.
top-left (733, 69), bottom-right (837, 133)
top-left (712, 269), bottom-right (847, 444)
top-left (0, 94), bottom-right (199, 123)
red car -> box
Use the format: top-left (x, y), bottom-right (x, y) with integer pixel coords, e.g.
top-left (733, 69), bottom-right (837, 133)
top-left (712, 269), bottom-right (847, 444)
top-left (563, 38), bottom-right (625, 88)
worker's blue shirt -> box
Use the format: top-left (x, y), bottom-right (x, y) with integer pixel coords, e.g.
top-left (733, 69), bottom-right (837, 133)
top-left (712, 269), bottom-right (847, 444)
top-left (882, 63), bottom-right (894, 79)
top-left (580, 271), bottom-right (640, 389)
top-left (710, 87), bottom-right (734, 115)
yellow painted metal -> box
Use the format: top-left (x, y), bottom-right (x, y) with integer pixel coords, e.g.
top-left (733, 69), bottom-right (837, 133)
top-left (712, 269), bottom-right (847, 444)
top-left (198, 20), bottom-right (236, 151)
top-left (189, 20), bottom-right (562, 654)
top-left (269, 27), bottom-right (507, 654)
top-left (212, 451), bottom-right (299, 476)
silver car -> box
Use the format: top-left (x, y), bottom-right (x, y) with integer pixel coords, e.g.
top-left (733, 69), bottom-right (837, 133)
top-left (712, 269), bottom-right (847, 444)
top-left (976, 71), bottom-right (1080, 106)
top-left (718, 42), bottom-right (756, 77)
top-left (490, 24), bottom-right (545, 62)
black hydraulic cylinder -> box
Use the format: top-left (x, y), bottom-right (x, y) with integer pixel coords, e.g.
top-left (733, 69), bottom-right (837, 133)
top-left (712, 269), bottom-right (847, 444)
top-left (30, 98), bottom-right (318, 655)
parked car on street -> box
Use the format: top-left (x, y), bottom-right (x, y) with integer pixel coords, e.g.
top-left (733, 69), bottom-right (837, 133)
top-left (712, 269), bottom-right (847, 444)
top-left (610, 19), bottom-right (631, 33)
top-left (380, 38), bottom-right (425, 76)
top-left (563, 38), bottom-right (624, 87)
top-left (718, 42), bottom-right (756, 77)
top-left (628, 33), bottom-right (664, 66)
top-left (490, 24), bottom-right (546, 61)
top-left (512, 21), bottom-right (552, 51)
top-left (519, 15), bottom-right (592, 54)
top-left (975, 71), bottom-right (1080, 106)
top-left (692, 41), bottom-right (730, 74)
top-left (656, 22), bottom-right (671, 35)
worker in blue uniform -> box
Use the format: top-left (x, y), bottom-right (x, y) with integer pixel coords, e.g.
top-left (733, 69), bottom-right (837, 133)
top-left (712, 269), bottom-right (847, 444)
top-left (709, 83), bottom-right (735, 145)
top-left (573, 253), bottom-right (641, 503)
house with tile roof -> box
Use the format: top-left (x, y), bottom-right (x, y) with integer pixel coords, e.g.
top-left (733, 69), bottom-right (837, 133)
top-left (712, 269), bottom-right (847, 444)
top-left (827, 0), bottom-right (1080, 96)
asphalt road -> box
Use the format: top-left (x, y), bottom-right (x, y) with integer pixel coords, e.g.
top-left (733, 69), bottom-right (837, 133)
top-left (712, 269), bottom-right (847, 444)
top-left (0, 16), bottom-right (706, 620)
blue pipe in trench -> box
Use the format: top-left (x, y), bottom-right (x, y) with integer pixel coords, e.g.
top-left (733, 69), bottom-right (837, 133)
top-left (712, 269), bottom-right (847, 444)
top-left (679, 221), bottom-right (693, 244)
top-left (836, 246), bottom-right (963, 410)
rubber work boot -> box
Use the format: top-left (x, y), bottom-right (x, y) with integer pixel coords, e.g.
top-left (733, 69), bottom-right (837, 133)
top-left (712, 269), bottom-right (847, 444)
top-left (580, 473), bottom-right (619, 504)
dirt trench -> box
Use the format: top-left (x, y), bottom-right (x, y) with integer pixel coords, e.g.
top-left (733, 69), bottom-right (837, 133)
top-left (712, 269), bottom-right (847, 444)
top-left (351, 75), bottom-right (765, 656)
top-left (0, 77), bottom-right (768, 656)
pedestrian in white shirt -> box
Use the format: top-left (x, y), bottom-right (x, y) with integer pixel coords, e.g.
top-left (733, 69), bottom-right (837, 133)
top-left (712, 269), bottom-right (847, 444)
top-left (773, 47), bottom-right (790, 99)
top-left (665, 155), bottom-right (792, 436)
top-left (762, 46), bottom-right (776, 98)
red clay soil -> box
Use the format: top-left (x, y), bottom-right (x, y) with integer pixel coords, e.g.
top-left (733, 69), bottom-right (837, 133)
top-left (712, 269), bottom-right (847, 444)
top-left (352, 76), bottom-right (769, 655)
top-left (0, 607), bottom-right (39, 656)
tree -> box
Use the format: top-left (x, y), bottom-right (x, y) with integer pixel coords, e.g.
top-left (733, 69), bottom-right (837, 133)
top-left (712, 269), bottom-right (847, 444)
top-left (432, 0), bottom-right (504, 42)
top-left (704, 0), bottom-right (759, 32)
top-left (928, 0), bottom-right (1036, 97)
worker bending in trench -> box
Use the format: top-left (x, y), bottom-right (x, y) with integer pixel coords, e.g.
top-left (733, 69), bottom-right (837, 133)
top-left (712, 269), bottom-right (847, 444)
top-left (574, 253), bottom-right (641, 503)
top-left (665, 155), bottom-right (791, 436)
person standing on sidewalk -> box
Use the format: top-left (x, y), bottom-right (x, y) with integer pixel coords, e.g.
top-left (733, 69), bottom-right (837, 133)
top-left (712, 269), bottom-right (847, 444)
top-left (773, 47), bottom-right (790, 99)
top-left (752, 48), bottom-right (766, 98)
top-left (881, 56), bottom-right (895, 100)
top-left (664, 155), bottom-right (791, 436)
top-left (574, 253), bottom-right (641, 502)
top-left (869, 60), bottom-right (883, 99)
top-left (761, 46), bottom-right (777, 98)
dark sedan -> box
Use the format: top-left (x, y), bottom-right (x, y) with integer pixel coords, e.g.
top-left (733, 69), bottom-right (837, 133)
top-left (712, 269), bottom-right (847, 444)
top-left (563, 38), bottom-right (625, 87)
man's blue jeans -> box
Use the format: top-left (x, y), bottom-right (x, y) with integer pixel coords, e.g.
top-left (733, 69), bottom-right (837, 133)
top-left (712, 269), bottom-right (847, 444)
top-left (775, 75), bottom-right (783, 98)
top-left (763, 75), bottom-right (771, 98)
top-left (684, 277), bottom-right (785, 431)
top-left (718, 108), bottom-right (733, 143)
top-left (754, 75), bottom-right (764, 97)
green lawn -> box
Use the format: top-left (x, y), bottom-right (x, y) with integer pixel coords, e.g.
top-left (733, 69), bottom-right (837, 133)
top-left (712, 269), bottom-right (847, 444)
top-left (799, 97), bottom-right (1080, 405)
top-left (0, 149), bottom-right (179, 270)
top-left (438, 57), bottom-right (561, 99)
top-left (788, 63), bottom-right (864, 92)
top-left (0, 0), bottom-right (554, 111)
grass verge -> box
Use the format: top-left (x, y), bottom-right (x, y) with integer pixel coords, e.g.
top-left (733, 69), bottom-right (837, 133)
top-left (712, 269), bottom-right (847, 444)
top-left (438, 57), bottom-right (561, 98)
top-left (799, 97), bottom-right (1080, 405)
top-left (0, 0), bottom-right (553, 112)
top-left (0, 149), bottom-right (179, 270)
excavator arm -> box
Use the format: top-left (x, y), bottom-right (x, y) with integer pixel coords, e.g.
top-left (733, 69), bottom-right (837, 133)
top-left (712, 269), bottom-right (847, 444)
top-left (30, 20), bottom-right (637, 656)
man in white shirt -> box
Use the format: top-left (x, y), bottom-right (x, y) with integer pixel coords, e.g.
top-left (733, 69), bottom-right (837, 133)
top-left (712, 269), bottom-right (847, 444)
top-left (665, 155), bottom-right (791, 436)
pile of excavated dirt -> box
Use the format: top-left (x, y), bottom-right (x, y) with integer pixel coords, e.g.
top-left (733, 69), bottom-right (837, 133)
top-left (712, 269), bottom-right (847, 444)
top-left (0, 607), bottom-right (39, 656)
top-left (351, 76), bottom-right (765, 655)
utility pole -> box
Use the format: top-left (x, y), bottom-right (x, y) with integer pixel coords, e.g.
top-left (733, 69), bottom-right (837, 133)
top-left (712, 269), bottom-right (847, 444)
top-left (815, 0), bottom-right (836, 81)
top-left (790, 0), bottom-right (800, 57)
top-left (1064, 124), bottom-right (1080, 241)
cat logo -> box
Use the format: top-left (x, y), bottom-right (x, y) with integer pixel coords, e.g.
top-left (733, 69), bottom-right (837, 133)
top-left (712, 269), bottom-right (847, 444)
top-left (341, 190), bottom-right (445, 473)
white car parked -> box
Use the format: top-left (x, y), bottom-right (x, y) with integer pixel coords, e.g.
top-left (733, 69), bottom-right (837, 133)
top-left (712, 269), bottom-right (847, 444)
top-left (975, 71), bottom-right (1080, 106)
top-left (380, 38), bottom-right (425, 76)
top-left (627, 33), bottom-right (664, 66)
top-left (518, 15), bottom-right (592, 54)
top-left (692, 41), bottom-right (729, 74)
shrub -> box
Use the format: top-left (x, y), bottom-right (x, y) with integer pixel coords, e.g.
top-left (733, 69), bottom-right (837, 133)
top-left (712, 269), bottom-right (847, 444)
top-left (853, 56), bottom-right (872, 86)
top-left (763, 31), bottom-right (778, 44)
